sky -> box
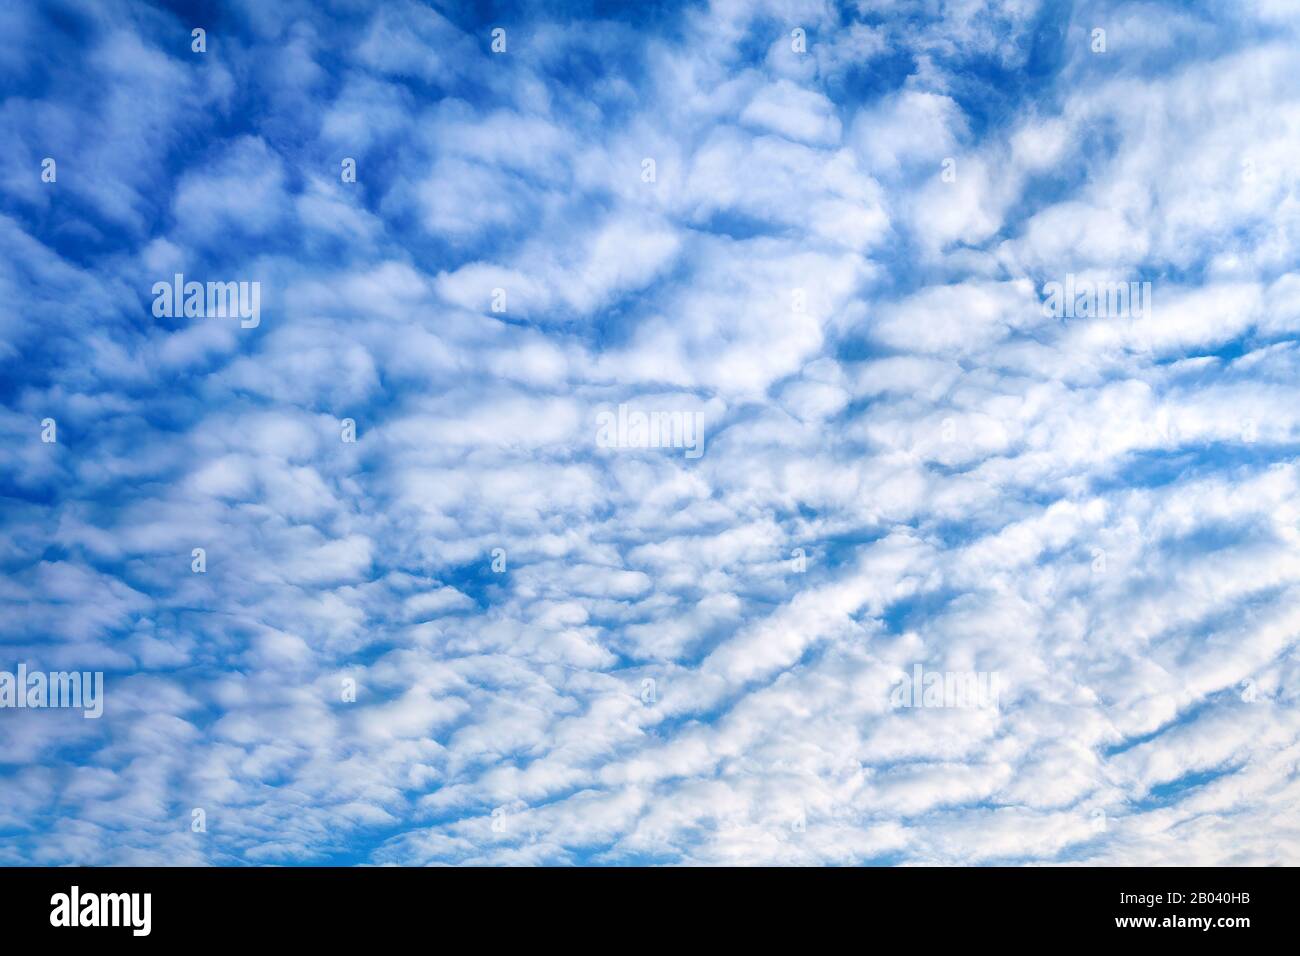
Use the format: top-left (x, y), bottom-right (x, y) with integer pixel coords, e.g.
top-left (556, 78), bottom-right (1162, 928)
top-left (1, 0), bottom-right (1299, 866)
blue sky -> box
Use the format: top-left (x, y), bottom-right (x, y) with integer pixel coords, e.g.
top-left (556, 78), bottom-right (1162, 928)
top-left (1, 0), bottom-right (1299, 865)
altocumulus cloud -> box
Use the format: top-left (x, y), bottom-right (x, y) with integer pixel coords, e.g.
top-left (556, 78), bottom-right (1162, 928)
top-left (1, 0), bottom-right (1299, 866)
